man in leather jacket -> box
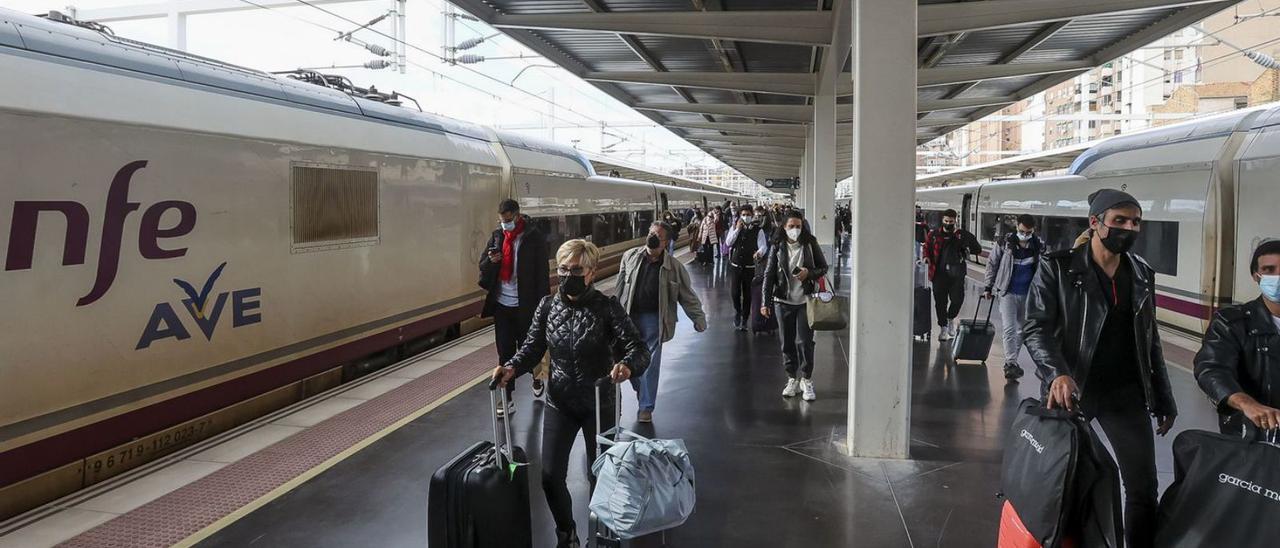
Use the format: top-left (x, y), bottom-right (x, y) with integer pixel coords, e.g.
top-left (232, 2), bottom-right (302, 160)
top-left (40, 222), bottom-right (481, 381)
top-left (1023, 189), bottom-right (1176, 548)
top-left (492, 239), bottom-right (648, 548)
top-left (1194, 240), bottom-right (1280, 438)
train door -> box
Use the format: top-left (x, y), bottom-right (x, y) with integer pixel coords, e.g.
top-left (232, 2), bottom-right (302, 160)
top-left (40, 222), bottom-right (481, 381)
top-left (660, 192), bottom-right (670, 213)
top-left (961, 193), bottom-right (974, 233)
top-left (1233, 131), bottom-right (1280, 305)
top-left (702, 196), bottom-right (708, 211)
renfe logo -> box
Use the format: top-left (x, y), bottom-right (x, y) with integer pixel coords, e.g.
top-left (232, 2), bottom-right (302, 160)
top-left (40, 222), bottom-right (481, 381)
top-left (136, 261), bottom-right (262, 350)
top-left (4, 161), bottom-right (196, 306)
top-left (1020, 429), bottom-right (1045, 454)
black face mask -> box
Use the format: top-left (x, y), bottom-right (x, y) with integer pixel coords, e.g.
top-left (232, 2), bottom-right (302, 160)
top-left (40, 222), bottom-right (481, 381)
top-left (1099, 224), bottom-right (1138, 254)
top-left (561, 275), bottom-right (588, 297)
top-left (646, 234), bottom-right (662, 250)
top-left (943, 224), bottom-right (955, 232)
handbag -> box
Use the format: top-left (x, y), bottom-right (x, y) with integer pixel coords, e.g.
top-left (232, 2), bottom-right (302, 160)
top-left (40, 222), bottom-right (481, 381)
top-left (806, 276), bottom-right (847, 331)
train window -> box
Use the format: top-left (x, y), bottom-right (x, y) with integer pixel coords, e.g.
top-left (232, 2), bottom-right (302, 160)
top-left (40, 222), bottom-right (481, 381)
top-left (573, 214), bottom-right (594, 242)
top-left (635, 210), bottom-right (655, 238)
top-left (1034, 215), bottom-right (1179, 276)
top-left (291, 165), bottom-right (379, 247)
top-left (980, 213), bottom-right (1018, 242)
top-left (1131, 220), bottom-right (1179, 276)
top-left (1041, 216), bottom-right (1090, 252)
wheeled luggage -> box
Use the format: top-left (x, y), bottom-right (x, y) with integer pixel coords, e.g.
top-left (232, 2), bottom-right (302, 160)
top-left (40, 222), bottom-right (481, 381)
top-left (998, 398), bottom-right (1123, 548)
top-left (427, 382), bottom-right (531, 548)
top-left (1154, 428), bottom-right (1280, 547)
top-left (950, 296), bottom-right (995, 363)
top-left (588, 380), bottom-right (692, 546)
top-left (750, 276), bottom-right (777, 333)
top-left (913, 287), bottom-right (932, 340)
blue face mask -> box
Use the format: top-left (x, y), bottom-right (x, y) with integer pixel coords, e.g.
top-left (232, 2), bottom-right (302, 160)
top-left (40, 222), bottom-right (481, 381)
top-left (1261, 275), bottom-right (1280, 303)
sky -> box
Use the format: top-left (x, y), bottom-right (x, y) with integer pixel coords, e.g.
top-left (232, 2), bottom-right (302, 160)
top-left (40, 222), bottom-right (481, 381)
top-left (6, 0), bottom-right (732, 174)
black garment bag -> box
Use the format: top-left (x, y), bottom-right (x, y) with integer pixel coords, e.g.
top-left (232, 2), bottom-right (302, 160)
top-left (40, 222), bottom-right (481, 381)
top-left (1155, 429), bottom-right (1280, 547)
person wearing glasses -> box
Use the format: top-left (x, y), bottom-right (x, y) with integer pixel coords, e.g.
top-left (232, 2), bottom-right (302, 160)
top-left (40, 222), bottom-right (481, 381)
top-left (491, 239), bottom-right (649, 548)
top-left (1194, 240), bottom-right (1280, 438)
top-left (982, 214), bottom-right (1044, 381)
top-left (1023, 189), bottom-right (1177, 548)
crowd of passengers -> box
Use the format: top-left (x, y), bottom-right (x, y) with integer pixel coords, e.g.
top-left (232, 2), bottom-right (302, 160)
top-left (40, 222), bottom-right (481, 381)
top-left (477, 189), bottom-right (1279, 548)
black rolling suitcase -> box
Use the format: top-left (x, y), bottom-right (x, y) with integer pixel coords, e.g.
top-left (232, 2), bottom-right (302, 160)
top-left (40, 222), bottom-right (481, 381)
top-left (950, 296), bottom-right (995, 363)
top-left (428, 382), bottom-right (531, 548)
top-left (750, 273), bottom-right (776, 334)
top-left (913, 287), bottom-right (932, 341)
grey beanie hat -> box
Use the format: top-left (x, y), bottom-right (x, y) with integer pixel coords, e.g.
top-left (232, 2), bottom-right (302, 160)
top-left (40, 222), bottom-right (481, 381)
top-left (1087, 188), bottom-right (1140, 218)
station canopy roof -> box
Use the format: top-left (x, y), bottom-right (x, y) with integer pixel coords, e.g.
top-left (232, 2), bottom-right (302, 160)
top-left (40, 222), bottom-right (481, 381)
top-left (450, 0), bottom-right (1243, 184)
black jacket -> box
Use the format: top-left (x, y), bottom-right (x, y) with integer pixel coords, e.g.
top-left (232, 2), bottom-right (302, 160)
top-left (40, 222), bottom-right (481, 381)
top-left (1023, 244), bottom-right (1177, 417)
top-left (1193, 297), bottom-right (1280, 437)
top-left (479, 216), bottom-right (550, 319)
top-left (762, 238), bottom-right (829, 307)
top-left (505, 289), bottom-right (650, 416)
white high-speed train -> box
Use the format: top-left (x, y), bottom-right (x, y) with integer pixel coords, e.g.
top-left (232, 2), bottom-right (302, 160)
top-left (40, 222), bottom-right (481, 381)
top-left (0, 9), bottom-right (739, 516)
top-left (918, 103), bottom-right (1280, 335)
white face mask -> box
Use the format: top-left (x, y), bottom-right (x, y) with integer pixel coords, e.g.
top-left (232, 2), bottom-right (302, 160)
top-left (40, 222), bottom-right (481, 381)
top-left (786, 228), bottom-right (802, 241)
top-left (500, 220), bottom-right (516, 231)
top-left (1016, 232), bottom-right (1032, 241)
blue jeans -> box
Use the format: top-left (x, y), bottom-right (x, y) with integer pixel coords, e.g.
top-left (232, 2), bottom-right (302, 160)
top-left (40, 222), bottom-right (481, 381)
top-left (629, 312), bottom-right (663, 412)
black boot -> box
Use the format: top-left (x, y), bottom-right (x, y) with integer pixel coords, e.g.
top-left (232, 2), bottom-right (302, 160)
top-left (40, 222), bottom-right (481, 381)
top-left (555, 523), bottom-right (581, 548)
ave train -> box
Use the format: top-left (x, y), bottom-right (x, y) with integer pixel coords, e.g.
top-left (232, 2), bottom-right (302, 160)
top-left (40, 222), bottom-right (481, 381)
top-left (917, 103), bottom-right (1280, 336)
top-left (0, 9), bottom-right (739, 517)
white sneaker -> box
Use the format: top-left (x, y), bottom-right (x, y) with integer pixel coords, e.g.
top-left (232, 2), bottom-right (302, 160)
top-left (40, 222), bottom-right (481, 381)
top-left (800, 379), bottom-right (816, 401)
top-left (938, 322), bottom-right (953, 341)
top-left (782, 378), bottom-right (800, 398)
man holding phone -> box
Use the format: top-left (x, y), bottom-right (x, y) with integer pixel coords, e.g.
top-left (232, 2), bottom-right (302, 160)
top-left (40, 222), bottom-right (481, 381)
top-left (479, 199), bottom-right (550, 416)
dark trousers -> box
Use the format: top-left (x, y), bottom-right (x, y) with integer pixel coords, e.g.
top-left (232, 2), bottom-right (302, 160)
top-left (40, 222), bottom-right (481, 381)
top-left (1084, 390), bottom-right (1158, 548)
top-left (932, 273), bottom-right (965, 326)
top-left (494, 304), bottom-right (533, 398)
top-left (730, 264), bottom-right (755, 324)
top-left (776, 303), bottom-right (815, 379)
top-left (541, 400), bottom-right (616, 532)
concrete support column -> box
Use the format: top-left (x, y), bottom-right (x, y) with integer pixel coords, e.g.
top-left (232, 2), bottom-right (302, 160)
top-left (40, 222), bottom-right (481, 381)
top-left (847, 0), bottom-right (915, 458)
top-left (799, 130), bottom-right (814, 207)
top-left (811, 75), bottom-right (837, 246)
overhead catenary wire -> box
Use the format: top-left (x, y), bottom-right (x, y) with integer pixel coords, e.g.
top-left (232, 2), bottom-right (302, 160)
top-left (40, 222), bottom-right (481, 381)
top-left (949, 31), bottom-right (1280, 158)
top-left (287, 0), bottom-right (689, 159)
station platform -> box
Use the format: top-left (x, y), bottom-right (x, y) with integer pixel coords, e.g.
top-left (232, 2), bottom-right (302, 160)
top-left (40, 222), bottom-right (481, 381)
top-left (0, 247), bottom-right (1220, 548)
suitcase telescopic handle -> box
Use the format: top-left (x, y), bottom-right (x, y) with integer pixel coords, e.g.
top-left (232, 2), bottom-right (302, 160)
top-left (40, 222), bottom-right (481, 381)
top-left (488, 383), bottom-right (517, 463)
top-left (973, 293), bottom-right (996, 327)
top-left (593, 376), bottom-right (624, 445)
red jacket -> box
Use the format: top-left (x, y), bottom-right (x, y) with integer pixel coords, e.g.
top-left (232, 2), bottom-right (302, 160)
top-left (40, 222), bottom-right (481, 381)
top-left (923, 227), bottom-right (981, 281)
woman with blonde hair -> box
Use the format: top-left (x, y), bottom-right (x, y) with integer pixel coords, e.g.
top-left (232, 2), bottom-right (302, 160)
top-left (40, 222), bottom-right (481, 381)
top-left (492, 239), bottom-right (649, 548)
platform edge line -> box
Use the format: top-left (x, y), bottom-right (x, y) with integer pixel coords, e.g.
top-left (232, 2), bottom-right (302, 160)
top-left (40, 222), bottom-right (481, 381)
top-left (172, 370), bottom-right (492, 548)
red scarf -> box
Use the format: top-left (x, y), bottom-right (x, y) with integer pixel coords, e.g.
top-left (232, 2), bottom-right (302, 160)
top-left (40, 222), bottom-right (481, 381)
top-left (500, 217), bottom-right (524, 282)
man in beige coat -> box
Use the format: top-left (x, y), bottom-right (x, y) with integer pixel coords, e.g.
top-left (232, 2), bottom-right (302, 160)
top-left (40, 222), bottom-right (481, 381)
top-left (614, 221), bottom-right (708, 422)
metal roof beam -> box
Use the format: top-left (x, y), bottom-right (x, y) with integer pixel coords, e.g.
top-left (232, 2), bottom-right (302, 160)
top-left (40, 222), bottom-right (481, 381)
top-left (635, 103), bottom-right (853, 123)
top-left (697, 144), bottom-right (807, 154)
top-left (585, 72), bottom-right (845, 97)
top-left (918, 60), bottom-right (1094, 87)
top-left (918, 0), bottom-right (1225, 37)
top-left (491, 10), bottom-right (834, 46)
top-left (688, 135), bottom-right (810, 147)
top-left (918, 96), bottom-right (1018, 113)
top-left (664, 122), bottom-right (814, 137)
top-left (918, 0), bottom-right (1237, 144)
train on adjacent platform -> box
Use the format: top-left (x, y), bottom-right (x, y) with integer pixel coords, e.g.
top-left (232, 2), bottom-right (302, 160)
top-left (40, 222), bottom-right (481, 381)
top-left (918, 103), bottom-right (1280, 335)
top-left (0, 8), bottom-right (739, 517)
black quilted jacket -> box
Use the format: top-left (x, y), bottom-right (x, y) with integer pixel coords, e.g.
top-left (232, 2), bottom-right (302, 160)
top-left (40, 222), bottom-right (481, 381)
top-left (505, 288), bottom-right (650, 416)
